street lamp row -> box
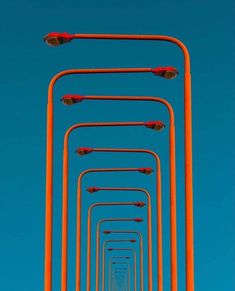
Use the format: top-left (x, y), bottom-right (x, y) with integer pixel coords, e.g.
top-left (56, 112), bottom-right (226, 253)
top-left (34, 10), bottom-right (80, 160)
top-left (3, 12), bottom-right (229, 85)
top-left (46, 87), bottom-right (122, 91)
top-left (43, 31), bottom-right (195, 291)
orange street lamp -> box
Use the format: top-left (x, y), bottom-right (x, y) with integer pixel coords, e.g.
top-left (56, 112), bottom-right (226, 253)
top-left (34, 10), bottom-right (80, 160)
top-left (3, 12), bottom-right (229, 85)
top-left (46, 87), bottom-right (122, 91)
top-left (109, 260), bottom-right (130, 291)
top-left (86, 200), bottom-right (146, 291)
top-left (103, 239), bottom-right (136, 291)
top-left (67, 93), bottom-right (176, 291)
top-left (43, 67), bottom-right (168, 291)
top-left (95, 217), bottom-right (143, 291)
top-left (111, 263), bottom-right (129, 291)
top-left (76, 167), bottom-right (150, 291)
top-left (44, 31), bottom-right (194, 291)
top-left (62, 121), bottom-right (162, 291)
top-left (85, 203), bottom-right (144, 291)
top-left (89, 187), bottom-right (151, 291)
top-left (108, 248), bottom-right (137, 291)
top-left (79, 147), bottom-right (164, 291)
top-left (104, 230), bottom-right (144, 291)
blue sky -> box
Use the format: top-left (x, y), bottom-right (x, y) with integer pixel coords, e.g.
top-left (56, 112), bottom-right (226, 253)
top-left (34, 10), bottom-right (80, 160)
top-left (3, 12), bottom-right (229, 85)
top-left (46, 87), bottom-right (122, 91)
top-left (0, 0), bottom-right (234, 290)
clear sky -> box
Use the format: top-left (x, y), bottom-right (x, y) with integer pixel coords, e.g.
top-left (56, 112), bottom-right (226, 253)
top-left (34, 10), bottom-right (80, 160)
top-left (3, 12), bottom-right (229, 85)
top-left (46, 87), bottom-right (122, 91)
top-left (0, 0), bottom-right (234, 290)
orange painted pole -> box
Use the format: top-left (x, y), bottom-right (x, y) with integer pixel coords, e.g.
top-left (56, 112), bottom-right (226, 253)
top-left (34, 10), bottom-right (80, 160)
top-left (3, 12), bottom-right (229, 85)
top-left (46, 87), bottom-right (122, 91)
top-left (104, 230), bottom-right (144, 291)
top-left (44, 67), bottom-right (157, 291)
top-left (107, 248), bottom-right (137, 291)
top-left (90, 187), bottom-right (152, 291)
top-left (79, 146), bottom-right (164, 291)
top-left (86, 201), bottom-right (145, 291)
top-left (75, 167), bottom-right (149, 291)
top-left (62, 121), bottom-right (160, 291)
top-left (95, 217), bottom-right (142, 291)
top-left (45, 31), bottom-right (194, 291)
top-left (68, 94), bottom-right (175, 291)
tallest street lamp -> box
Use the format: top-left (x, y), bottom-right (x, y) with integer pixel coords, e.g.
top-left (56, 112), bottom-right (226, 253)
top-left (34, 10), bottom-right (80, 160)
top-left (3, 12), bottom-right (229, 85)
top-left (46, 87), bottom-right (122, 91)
top-left (44, 31), bottom-right (194, 291)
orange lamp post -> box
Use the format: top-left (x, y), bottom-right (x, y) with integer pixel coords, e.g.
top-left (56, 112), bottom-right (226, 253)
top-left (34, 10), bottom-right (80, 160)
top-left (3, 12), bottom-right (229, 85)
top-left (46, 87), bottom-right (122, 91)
top-left (95, 217), bottom-right (143, 291)
top-left (112, 264), bottom-right (129, 291)
top-left (62, 121), bottom-right (163, 291)
top-left (66, 93), bottom-right (176, 291)
top-left (78, 146), bottom-right (164, 291)
top-left (103, 239), bottom-right (137, 291)
top-left (86, 203), bottom-right (144, 291)
top-left (109, 258), bottom-right (130, 291)
top-left (108, 248), bottom-right (137, 291)
top-left (88, 187), bottom-right (152, 291)
top-left (104, 230), bottom-right (144, 291)
top-left (43, 67), bottom-right (169, 291)
top-left (76, 167), bottom-right (151, 291)
top-left (44, 31), bottom-right (194, 291)
top-left (87, 195), bottom-right (148, 291)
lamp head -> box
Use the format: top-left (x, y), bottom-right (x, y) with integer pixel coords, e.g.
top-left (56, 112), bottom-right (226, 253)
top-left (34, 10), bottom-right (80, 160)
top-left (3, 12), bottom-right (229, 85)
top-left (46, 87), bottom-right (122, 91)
top-left (43, 32), bottom-right (74, 46)
top-left (134, 202), bottom-right (146, 208)
top-left (108, 248), bottom-right (113, 251)
top-left (152, 66), bottom-right (179, 79)
top-left (87, 187), bottom-right (100, 193)
top-left (134, 217), bottom-right (143, 223)
top-left (61, 94), bottom-right (84, 105)
top-left (76, 147), bottom-right (93, 156)
top-left (130, 239), bottom-right (136, 243)
top-left (104, 230), bottom-right (111, 234)
top-left (138, 167), bottom-right (153, 175)
top-left (145, 121), bottom-right (165, 131)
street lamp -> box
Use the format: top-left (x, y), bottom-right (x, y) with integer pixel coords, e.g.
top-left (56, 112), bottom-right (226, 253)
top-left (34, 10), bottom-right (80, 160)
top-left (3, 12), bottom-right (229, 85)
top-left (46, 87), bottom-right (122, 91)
top-left (95, 217), bottom-right (143, 291)
top-left (78, 146), bottom-right (164, 290)
top-left (104, 239), bottom-right (137, 291)
top-left (66, 93), bottom-right (176, 291)
top-left (108, 248), bottom-right (137, 291)
top-left (109, 259), bottom-right (130, 291)
top-left (104, 230), bottom-right (144, 291)
top-left (75, 167), bottom-right (150, 291)
top-left (44, 31), bottom-right (194, 291)
top-left (88, 187), bottom-right (152, 291)
top-left (62, 121), bottom-right (163, 291)
top-left (43, 67), bottom-right (168, 291)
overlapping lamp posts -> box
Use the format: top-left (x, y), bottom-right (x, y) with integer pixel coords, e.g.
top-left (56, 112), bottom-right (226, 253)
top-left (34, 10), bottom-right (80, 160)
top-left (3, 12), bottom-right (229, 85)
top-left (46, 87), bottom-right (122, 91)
top-left (80, 147), bottom-right (165, 291)
top-left (43, 31), bottom-right (195, 291)
top-left (108, 247), bottom-right (137, 291)
top-left (76, 167), bottom-right (150, 291)
top-left (88, 187), bottom-right (152, 291)
top-left (44, 65), bottom-right (171, 291)
top-left (95, 217), bottom-right (144, 291)
top-left (62, 120), bottom-right (163, 291)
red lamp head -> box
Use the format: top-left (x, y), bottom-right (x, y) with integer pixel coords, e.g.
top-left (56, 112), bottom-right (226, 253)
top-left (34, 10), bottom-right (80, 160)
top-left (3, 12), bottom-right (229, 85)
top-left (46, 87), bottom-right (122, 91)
top-left (108, 248), bottom-right (113, 251)
top-left (130, 239), bottom-right (136, 243)
top-left (145, 121), bottom-right (166, 131)
top-left (103, 230), bottom-right (111, 234)
top-left (135, 202), bottom-right (146, 208)
top-left (76, 147), bottom-right (93, 156)
top-left (43, 32), bottom-right (74, 46)
top-left (61, 94), bottom-right (84, 105)
top-left (87, 187), bottom-right (100, 193)
top-left (152, 66), bottom-right (179, 79)
top-left (138, 167), bottom-right (154, 175)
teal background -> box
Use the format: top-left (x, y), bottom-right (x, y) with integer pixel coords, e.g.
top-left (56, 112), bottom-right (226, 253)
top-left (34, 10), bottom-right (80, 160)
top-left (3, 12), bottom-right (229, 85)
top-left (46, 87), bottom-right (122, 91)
top-left (0, 0), bottom-right (234, 290)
